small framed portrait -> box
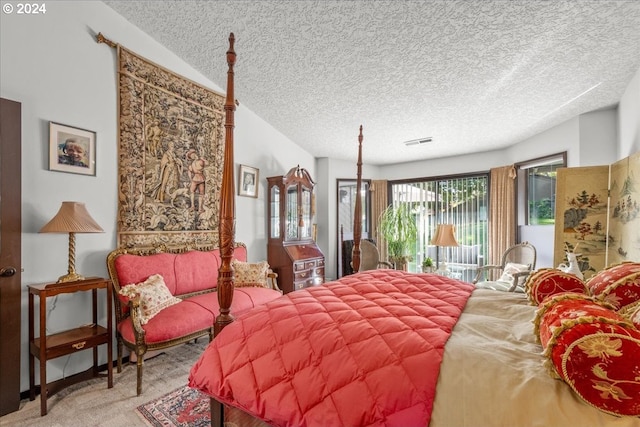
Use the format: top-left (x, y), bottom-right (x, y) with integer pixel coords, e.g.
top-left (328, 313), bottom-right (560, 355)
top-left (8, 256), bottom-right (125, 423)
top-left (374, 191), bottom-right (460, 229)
top-left (238, 164), bottom-right (259, 198)
top-left (49, 122), bottom-right (96, 176)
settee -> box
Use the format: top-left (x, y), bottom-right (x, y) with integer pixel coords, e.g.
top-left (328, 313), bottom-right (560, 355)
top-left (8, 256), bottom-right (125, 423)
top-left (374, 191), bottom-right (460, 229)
top-left (106, 243), bottom-right (282, 395)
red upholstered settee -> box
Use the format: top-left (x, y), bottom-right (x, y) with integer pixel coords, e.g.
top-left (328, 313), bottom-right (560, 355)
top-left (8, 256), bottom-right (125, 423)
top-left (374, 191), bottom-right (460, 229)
top-left (106, 243), bottom-right (282, 395)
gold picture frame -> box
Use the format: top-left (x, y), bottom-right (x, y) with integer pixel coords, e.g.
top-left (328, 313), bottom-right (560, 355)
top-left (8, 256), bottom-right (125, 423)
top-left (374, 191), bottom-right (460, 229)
top-left (49, 122), bottom-right (96, 176)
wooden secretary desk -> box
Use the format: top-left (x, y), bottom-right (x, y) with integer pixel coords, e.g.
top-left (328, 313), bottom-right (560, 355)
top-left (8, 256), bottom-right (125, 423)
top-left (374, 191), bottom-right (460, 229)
top-left (267, 166), bottom-right (324, 293)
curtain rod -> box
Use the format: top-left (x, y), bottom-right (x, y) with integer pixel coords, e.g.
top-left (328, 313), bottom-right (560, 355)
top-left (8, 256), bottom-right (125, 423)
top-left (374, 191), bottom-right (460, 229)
top-left (96, 32), bottom-right (117, 48)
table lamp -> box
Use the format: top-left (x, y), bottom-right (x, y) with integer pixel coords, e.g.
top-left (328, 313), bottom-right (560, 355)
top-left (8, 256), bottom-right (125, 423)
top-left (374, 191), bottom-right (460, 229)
top-left (39, 201), bottom-right (104, 283)
top-left (431, 224), bottom-right (459, 273)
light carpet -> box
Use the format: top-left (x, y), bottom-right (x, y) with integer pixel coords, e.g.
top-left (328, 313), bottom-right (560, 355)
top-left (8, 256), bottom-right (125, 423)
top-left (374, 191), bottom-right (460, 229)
top-left (0, 340), bottom-right (207, 427)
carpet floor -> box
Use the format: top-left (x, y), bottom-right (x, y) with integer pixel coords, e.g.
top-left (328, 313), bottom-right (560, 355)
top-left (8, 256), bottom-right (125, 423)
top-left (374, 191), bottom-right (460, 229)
top-left (0, 340), bottom-right (208, 427)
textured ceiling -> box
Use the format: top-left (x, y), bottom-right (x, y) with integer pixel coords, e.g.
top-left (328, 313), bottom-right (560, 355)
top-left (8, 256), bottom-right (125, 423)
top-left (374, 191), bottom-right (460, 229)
top-left (103, 0), bottom-right (640, 165)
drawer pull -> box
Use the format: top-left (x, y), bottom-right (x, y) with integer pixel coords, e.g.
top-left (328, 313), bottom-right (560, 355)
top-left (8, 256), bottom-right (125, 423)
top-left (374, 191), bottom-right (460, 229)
top-left (72, 341), bottom-right (87, 350)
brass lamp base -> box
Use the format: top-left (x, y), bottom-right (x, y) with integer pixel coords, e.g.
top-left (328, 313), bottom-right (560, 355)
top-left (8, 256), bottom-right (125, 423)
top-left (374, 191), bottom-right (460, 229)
top-left (57, 272), bottom-right (85, 283)
top-left (56, 232), bottom-right (85, 283)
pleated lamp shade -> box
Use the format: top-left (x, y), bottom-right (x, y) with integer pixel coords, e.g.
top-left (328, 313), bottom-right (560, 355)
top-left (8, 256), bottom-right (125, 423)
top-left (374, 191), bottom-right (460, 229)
top-left (431, 224), bottom-right (459, 247)
top-left (40, 201), bottom-right (104, 233)
top-left (40, 202), bottom-right (103, 282)
top-left (431, 224), bottom-right (458, 272)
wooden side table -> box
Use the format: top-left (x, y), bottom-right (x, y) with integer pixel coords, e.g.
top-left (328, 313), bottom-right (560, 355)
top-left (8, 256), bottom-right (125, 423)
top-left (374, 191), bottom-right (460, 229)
top-left (28, 277), bottom-right (113, 416)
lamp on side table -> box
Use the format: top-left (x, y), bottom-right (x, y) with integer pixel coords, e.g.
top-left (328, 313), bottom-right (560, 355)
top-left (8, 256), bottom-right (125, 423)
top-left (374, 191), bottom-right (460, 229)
top-left (39, 201), bottom-right (104, 283)
top-left (431, 224), bottom-right (459, 275)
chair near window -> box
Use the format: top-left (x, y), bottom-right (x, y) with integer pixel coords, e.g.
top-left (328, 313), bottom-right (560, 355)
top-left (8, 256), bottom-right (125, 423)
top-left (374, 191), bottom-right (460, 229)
top-left (342, 238), bottom-right (392, 275)
top-left (473, 242), bottom-right (537, 292)
top-left (358, 240), bottom-right (393, 271)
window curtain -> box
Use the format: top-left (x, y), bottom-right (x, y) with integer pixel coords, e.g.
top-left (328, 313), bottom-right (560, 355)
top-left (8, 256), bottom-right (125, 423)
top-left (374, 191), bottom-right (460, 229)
top-left (371, 180), bottom-right (388, 262)
top-left (488, 165), bottom-right (516, 269)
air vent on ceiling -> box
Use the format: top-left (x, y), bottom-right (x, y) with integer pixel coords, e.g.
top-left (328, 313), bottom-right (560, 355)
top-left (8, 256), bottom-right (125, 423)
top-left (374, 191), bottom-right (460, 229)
top-left (404, 137), bottom-right (433, 146)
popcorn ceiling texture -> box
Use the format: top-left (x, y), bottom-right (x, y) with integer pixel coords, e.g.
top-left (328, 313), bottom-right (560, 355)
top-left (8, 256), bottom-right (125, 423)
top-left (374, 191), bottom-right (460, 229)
top-left (104, 1), bottom-right (640, 165)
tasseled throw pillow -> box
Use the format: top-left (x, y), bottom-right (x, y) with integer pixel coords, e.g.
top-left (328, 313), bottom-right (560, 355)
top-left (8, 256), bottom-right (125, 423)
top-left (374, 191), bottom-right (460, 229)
top-left (119, 274), bottom-right (181, 324)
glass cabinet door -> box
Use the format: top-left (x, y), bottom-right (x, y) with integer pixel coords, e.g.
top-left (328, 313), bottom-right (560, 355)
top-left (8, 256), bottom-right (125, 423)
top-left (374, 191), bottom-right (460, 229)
top-left (270, 185), bottom-right (280, 238)
top-left (286, 184), bottom-right (299, 240)
top-left (301, 187), bottom-right (312, 239)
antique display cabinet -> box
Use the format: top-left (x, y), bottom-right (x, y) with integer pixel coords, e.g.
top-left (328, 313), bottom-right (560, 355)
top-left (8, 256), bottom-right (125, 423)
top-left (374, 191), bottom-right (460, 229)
top-left (267, 166), bottom-right (324, 293)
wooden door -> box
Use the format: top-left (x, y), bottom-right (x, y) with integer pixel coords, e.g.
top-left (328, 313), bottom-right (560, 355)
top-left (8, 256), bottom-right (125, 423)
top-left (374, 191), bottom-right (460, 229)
top-left (0, 97), bottom-right (22, 415)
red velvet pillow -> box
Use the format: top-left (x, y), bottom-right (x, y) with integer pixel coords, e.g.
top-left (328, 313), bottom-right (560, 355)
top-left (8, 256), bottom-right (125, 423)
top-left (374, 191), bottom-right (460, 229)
top-left (587, 262), bottom-right (640, 310)
top-left (620, 301), bottom-right (640, 330)
top-left (525, 268), bottom-right (587, 305)
top-left (536, 294), bottom-right (640, 417)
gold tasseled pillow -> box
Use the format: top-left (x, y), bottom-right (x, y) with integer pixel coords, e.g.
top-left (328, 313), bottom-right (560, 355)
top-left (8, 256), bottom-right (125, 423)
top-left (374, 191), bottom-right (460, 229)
top-left (231, 259), bottom-right (269, 288)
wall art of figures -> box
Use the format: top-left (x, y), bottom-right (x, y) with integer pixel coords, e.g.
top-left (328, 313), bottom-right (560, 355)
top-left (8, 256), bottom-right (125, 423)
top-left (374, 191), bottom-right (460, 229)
top-left (116, 46), bottom-right (225, 249)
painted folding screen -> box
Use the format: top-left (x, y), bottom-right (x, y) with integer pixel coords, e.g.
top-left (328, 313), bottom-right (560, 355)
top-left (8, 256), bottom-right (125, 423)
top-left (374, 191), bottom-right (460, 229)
top-left (554, 151), bottom-right (640, 279)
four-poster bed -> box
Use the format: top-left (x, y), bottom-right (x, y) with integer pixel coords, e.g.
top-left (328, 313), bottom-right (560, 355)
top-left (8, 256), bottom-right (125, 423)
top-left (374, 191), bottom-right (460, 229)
top-left (351, 125), bottom-right (364, 273)
top-left (215, 32), bottom-right (238, 336)
top-left (189, 34), bottom-right (640, 427)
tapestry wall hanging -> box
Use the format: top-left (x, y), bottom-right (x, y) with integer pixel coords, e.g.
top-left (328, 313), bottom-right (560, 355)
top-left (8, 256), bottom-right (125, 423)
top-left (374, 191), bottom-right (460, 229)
top-left (116, 46), bottom-right (226, 248)
top-left (554, 151), bottom-right (640, 279)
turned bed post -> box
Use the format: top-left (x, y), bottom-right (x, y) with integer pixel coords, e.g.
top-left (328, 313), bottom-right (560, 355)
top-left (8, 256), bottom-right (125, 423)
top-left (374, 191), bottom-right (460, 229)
top-left (211, 31), bottom-right (237, 427)
top-left (215, 32), bottom-right (237, 336)
top-left (352, 125), bottom-right (364, 272)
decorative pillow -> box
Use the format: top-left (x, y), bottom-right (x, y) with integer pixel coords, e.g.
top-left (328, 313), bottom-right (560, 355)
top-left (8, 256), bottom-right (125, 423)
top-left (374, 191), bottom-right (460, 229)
top-left (534, 292), bottom-right (618, 346)
top-left (525, 268), bottom-right (587, 305)
top-left (231, 259), bottom-right (269, 288)
top-left (497, 262), bottom-right (530, 286)
top-left (536, 294), bottom-right (640, 417)
top-left (619, 301), bottom-right (640, 329)
top-left (118, 274), bottom-right (181, 325)
top-left (587, 262), bottom-right (640, 310)
top-left (524, 268), bottom-right (552, 296)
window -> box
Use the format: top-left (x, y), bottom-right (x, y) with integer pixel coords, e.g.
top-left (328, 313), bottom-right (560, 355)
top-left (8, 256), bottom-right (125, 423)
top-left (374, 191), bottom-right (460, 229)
top-left (518, 153), bottom-right (566, 225)
top-left (389, 174), bottom-right (488, 279)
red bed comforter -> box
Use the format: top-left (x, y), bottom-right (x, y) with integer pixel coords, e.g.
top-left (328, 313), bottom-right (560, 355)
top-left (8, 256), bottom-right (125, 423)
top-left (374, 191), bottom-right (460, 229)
top-left (189, 269), bottom-right (474, 427)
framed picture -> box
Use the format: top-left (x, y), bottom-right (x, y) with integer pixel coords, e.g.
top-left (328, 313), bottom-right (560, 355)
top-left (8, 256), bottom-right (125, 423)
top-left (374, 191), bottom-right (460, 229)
top-left (238, 164), bottom-right (259, 198)
top-left (49, 122), bottom-right (96, 176)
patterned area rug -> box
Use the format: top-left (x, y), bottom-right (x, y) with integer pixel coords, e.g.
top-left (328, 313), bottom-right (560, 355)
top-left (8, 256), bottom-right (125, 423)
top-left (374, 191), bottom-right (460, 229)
top-left (136, 385), bottom-right (209, 427)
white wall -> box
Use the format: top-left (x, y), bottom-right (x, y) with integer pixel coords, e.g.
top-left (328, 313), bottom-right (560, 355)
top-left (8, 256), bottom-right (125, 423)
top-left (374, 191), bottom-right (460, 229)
top-left (378, 148), bottom-right (510, 181)
top-left (618, 66), bottom-right (640, 157)
top-left (579, 108), bottom-right (618, 167)
top-left (1, 1), bottom-right (315, 392)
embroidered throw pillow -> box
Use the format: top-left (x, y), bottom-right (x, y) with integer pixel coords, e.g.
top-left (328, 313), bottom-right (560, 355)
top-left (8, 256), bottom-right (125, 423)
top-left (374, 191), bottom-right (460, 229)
top-left (232, 259), bottom-right (269, 288)
top-left (497, 262), bottom-right (530, 286)
top-left (620, 301), bottom-right (640, 329)
top-left (118, 274), bottom-right (181, 325)
top-left (536, 294), bottom-right (640, 417)
top-left (587, 262), bottom-right (640, 310)
top-left (525, 268), bottom-right (587, 305)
